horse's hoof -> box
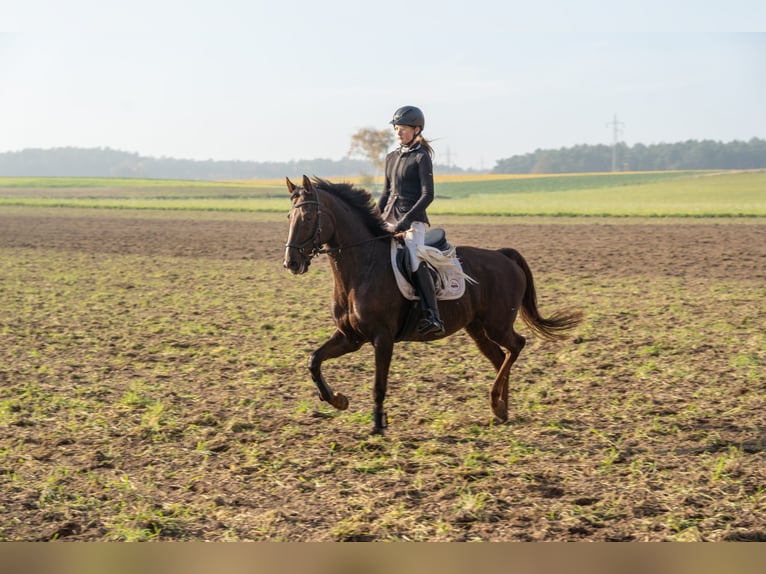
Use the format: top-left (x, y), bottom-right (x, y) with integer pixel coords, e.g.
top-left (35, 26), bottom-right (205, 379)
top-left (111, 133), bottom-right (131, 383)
top-left (332, 392), bottom-right (349, 411)
top-left (492, 400), bottom-right (508, 423)
top-left (370, 426), bottom-right (386, 436)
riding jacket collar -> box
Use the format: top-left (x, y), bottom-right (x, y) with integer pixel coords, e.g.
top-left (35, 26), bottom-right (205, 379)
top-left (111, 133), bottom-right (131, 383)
top-left (398, 142), bottom-right (422, 154)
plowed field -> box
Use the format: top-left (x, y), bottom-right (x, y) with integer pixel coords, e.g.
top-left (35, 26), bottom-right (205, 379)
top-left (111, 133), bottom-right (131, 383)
top-left (1, 209), bottom-right (764, 541)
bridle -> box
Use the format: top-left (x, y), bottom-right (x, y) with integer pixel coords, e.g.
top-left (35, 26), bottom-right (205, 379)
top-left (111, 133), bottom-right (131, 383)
top-left (285, 191), bottom-right (325, 260)
top-left (285, 187), bottom-right (391, 263)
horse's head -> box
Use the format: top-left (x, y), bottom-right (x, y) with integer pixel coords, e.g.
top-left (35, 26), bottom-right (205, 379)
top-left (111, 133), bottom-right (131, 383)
top-left (283, 175), bottom-right (325, 274)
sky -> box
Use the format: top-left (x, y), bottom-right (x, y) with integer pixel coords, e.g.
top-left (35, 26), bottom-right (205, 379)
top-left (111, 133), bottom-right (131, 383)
top-left (2, 2), bottom-right (765, 170)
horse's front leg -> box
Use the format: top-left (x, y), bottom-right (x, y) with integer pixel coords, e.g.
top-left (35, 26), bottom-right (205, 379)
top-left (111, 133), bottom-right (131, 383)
top-left (309, 329), bottom-right (363, 411)
top-left (371, 333), bottom-right (394, 435)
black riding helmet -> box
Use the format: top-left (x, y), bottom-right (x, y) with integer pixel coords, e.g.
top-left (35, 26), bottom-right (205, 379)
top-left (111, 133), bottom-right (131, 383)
top-left (390, 106), bottom-right (425, 129)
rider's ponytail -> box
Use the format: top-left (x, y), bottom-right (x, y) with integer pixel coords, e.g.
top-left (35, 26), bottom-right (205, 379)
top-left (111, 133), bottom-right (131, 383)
top-left (415, 133), bottom-right (434, 159)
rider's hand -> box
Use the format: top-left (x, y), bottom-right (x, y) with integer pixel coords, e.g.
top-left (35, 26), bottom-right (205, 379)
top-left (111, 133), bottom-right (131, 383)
top-left (384, 222), bottom-right (397, 234)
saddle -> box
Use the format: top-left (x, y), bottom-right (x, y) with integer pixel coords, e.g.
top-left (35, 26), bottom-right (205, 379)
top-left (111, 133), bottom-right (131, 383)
top-left (390, 228), bottom-right (473, 302)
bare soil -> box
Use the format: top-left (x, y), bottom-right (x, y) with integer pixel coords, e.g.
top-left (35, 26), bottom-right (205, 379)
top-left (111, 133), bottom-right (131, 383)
top-left (1, 213), bottom-right (762, 280)
top-left (0, 210), bottom-right (764, 541)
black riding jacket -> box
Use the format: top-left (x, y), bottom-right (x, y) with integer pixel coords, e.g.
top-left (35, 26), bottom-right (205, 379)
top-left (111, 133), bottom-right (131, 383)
top-left (377, 143), bottom-right (434, 232)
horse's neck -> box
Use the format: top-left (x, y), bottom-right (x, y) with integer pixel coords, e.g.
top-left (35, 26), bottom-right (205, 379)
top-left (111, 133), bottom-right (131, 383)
top-left (329, 239), bottom-right (389, 283)
top-left (325, 198), bottom-right (388, 289)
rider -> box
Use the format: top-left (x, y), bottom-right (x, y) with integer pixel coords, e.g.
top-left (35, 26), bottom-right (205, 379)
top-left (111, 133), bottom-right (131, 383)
top-left (378, 105), bottom-right (445, 336)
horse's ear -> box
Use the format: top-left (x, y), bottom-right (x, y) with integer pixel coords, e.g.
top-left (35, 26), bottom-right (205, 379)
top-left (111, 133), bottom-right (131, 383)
top-left (302, 175), bottom-right (313, 192)
top-left (286, 177), bottom-right (296, 194)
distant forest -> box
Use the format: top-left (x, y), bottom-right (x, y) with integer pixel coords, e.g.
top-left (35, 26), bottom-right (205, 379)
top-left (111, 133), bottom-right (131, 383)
top-left (0, 138), bottom-right (764, 179)
top-left (0, 148), bottom-right (468, 179)
top-left (0, 148), bottom-right (381, 179)
top-left (493, 138), bottom-right (766, 173)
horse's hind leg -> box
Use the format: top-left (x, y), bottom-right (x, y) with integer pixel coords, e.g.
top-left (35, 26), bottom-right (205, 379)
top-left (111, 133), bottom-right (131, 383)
top-left (466, 323), bottom-right (508, 421)
top-left (466, 322), bottom-right (505, 371)
top-left (309, 329), bottom-right (363, 410)
top-left (466, 322), bottom-right (525, 423)
top-left (491, 330), bottom-right (526, 423)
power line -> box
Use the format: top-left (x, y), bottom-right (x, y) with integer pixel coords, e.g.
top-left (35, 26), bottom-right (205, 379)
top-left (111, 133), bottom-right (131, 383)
top-left (606, 113), bottom-right (625, 172)
top-left (444, 145), bottom-right (458, 169)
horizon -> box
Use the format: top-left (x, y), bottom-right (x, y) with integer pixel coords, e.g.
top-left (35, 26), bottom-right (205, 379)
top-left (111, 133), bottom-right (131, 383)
top-left (2, 135), bottom-right (764, 171)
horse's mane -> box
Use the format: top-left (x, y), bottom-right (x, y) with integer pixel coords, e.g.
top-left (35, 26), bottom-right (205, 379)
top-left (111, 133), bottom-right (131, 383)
top-left (311, 177), bottom-right (388, 236)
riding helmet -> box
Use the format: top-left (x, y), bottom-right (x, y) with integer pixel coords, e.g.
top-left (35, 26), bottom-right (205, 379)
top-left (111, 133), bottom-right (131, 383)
top-left (390, 106), bottom-right (425, 129)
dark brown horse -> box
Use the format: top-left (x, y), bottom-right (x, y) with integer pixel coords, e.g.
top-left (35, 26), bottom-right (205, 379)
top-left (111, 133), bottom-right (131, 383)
top-left (283, 175), bottom-right (582, 434)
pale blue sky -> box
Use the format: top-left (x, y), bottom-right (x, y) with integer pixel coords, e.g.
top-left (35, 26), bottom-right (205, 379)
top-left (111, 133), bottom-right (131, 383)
top-left (2, 1), bottom-right (765, 170)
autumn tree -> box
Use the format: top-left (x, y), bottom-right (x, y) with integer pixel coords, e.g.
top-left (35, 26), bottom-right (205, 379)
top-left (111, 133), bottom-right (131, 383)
top-left (348, 127), bottom-right (394, 174)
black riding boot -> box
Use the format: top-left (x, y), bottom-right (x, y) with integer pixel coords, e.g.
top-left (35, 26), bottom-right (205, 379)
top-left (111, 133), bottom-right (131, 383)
top-left (413, 263), bottom-right (445, 336)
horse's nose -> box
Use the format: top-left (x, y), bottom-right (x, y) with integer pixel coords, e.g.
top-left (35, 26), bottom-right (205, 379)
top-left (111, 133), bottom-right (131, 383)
top-left (284, 255), bottom-right (300, 273)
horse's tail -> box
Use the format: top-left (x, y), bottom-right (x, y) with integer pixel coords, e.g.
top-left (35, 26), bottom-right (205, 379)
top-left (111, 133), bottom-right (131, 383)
top-left (500, 248), bottom-right (583, 341)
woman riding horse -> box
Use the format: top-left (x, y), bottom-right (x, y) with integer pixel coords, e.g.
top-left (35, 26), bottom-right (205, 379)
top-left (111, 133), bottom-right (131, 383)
top-left (378, 105), bottom-right (444, 336)
top-left (284, 175), bottom-right (582, 434)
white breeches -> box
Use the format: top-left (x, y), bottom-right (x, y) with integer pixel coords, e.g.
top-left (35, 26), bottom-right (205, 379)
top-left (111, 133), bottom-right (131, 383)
top-left (403, 221), bottom-right (428, 271)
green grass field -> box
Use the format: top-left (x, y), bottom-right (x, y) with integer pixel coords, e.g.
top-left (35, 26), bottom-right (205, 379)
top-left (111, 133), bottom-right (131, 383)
top-left (0, 170), bottom-right (764, 216)
top-left (432, 172), bottom-right (766, 217)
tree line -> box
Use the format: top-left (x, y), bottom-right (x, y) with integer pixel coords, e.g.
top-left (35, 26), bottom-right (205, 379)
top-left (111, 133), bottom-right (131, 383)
top-left (0, 145), bottom-right (469, 180)
top-left (1, 138), bottom-right (764, 179)
top-left (0, 147), bottom-right (379, 179)
top-left (492, 138), bottom-right (766, 173)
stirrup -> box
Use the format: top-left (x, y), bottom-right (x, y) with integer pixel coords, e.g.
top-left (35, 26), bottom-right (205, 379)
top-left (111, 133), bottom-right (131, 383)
top-left (418, 316), bottom-right (445, 335)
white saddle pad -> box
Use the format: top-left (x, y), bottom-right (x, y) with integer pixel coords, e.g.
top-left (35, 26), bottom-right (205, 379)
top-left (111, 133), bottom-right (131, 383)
top-left (389, 240), bottom-right (475, 301)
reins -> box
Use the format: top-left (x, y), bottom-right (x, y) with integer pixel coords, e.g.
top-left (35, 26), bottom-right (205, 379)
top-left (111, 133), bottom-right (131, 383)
top-left (319, 234), bottom-right (391, 255)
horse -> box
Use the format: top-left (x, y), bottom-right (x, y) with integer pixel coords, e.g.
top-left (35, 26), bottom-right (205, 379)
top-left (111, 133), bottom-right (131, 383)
top-left (283, 175), bottom-right (582, 434)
